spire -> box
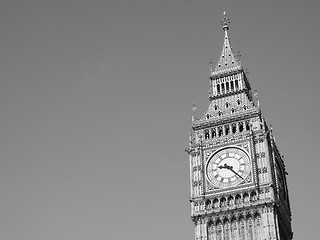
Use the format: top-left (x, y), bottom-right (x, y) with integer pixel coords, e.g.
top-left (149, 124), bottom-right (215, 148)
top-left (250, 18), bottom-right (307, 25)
top-left (211, 12), bottom-right (242, 76)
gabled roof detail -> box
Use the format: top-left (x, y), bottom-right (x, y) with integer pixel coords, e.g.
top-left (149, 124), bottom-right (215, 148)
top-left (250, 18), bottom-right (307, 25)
top-left (211, 12), bottom-right (242, 76)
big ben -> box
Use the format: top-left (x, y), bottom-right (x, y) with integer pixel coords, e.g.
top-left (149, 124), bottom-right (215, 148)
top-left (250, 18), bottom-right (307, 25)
top-left (186, 13), bottom-right (293, 240)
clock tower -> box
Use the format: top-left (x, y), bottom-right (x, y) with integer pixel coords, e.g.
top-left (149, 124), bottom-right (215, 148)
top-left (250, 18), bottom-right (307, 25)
top-left (186, 13), bottom-right (293, 240)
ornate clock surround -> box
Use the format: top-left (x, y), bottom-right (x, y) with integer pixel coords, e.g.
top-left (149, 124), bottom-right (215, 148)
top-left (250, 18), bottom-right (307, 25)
top-left (204, 140), bottom-right (256, 193)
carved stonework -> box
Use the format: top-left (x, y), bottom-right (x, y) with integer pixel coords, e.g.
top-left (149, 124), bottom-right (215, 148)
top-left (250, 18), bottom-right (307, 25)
top-left (188, 12), bottom-right (292, 240)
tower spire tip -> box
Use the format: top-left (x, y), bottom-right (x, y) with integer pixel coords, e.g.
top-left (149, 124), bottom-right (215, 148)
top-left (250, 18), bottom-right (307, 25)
top-left (221, 11), bottom-right (230, 31)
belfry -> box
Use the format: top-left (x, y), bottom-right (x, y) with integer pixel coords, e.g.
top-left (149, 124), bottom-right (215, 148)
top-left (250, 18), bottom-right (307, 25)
top-left (186, 13), bottom-right (293, 240)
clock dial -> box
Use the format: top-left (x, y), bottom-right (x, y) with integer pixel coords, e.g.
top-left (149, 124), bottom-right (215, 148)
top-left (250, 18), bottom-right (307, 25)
top-left (206, 147), bottom-right (251, 189)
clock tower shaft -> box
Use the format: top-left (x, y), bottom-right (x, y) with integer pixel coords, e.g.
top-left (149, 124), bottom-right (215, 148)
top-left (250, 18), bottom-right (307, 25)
top-left (186, 13), bottom-right (292, 240)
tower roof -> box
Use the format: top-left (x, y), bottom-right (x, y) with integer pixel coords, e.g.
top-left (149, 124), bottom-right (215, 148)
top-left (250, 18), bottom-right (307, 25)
top-left (211, 12), bottom-right (242, 77)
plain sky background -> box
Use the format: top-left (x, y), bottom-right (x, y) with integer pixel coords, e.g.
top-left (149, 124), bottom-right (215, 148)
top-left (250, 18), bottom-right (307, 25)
top-left (0, 0), bottom-right (319, 239)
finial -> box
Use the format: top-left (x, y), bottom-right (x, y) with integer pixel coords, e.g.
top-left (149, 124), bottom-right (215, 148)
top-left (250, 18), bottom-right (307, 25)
top-left (209, 58), bottom-right (214, 72)
top-left (221, 11), bottom-right (230, 31)
top-left (192, 103), bottom-right (197, 121)
top-left (254, 90), bottom-right (260, 107)
top-left (192, 103), bottom-right (197, 113)
top-left (237, 51), bottom-right (242, 61)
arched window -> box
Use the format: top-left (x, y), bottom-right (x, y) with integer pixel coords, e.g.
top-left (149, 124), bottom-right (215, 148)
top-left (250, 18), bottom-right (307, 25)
top-left (225, 125), bottom-right (230, 135)
top-left (237, 99), bottom-right (241, 105)
top-left (235, 194), bottom-right (242, 205)
top-left (217, 84), bottom-right (220, 94)
top-left (239, 122), bottom-right (244, 132)
top-left (205, 199), bottom-right (212, 210)
top-left (243, 192), bottom-right (249, 203)
top-left (225, 102), bottom-right (230, 108)
top-left (235, 80), bottom-right (239, 90)
top-left (218, 111), bottom-right (222, 117)
top-left (213, 198), bottom-right (219, 209)
top-left (220, 197), bottom-right (226, 207)
top-left (230, 81), bottom-right (234, 91)
top-left (250, 191), bottom-right (257, 202)
top-left (221, 83), bottom-right (225, 94)
top-left (218, 127), bottom-right (223, 137)
top-left (226, 82), bottom-right (229, 92)
top-left (232, 123), bottom-right (237, 134)
top-left (228, 196), bottom-right (234, 206)
top-left (214, 105), bottom-right (219, 111)
top-left (245, 120), bottom-right (250, 131)
top-left (231, 108), bottom-right (236, 114)
top-left (243, 105), bottom-right (247, 110)
top-left (211, 128), bottom-right (216, 138)
top-left (205, 130), bottom-right (210, 139)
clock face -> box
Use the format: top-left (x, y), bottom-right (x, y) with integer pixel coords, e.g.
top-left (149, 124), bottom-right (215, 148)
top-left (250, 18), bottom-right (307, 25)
top-left (206, 147), bottom-right (251, 189)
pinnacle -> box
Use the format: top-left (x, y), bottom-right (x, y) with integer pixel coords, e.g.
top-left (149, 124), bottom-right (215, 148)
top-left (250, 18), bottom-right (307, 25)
top-left (211, 13), bottom-right (242, 76)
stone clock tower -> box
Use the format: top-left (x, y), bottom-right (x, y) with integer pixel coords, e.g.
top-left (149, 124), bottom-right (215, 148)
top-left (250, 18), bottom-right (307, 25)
top-left (186, 13), bottom-right (293, 240)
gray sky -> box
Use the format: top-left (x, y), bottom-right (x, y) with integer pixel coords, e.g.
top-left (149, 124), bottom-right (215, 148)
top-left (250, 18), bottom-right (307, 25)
top-left (0, 0), bottom-right (319, 239)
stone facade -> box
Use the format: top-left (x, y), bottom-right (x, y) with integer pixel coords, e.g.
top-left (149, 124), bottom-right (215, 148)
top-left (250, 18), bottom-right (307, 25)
top-left (186, 13), bottom-right (292, 240)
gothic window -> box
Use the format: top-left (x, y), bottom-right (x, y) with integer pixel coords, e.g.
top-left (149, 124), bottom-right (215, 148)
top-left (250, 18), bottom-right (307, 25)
top-left (235, 194), bottom-right (242, 205)
top-left (239, 122), bottom-right (244, 132)
top-left (218, 127), bottom-right (223, 137)
top-left (243, 192), bottom-right (249, 203)
top-left (232, 123), bottom-right (237, 134)
top-left (226, 82), bottom-right (230, 92)
top-left (205, 130), bottom-right (210, 139)
top-left (205, 199), bottom-right (212, 210)
top-left (217, 84), bottom-right (221, 94)
top-left (237, 99), bottom-right (241, 105)
top-left (220, 197), bottom-right (226, 207)
top-left (213, 198), bottom-right (219, 209)
top-left (211, 128), bottom-right (216, 138)
top-left (250, 191), bottom-right (257, 202)
top-left (228, 196), bottom-right (234, 206)
top-left (230, 81), bottom-right (234, 91)
top-left (235, 80), bottom-right (239, 90)
top-left (225, 125), bottom-right (230, 135)
top-left (245, 120), bottom-right (250, 131)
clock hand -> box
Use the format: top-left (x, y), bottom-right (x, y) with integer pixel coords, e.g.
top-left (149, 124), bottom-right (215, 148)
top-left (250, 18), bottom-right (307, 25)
top-left (218, 164), bottom-right (244, 180)
top-left (218, 163), bottom-right (232, 170)
top-left (229, 168), bottom-right (244, 179)
top-left (218, 163), bottom-right (229, 169)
